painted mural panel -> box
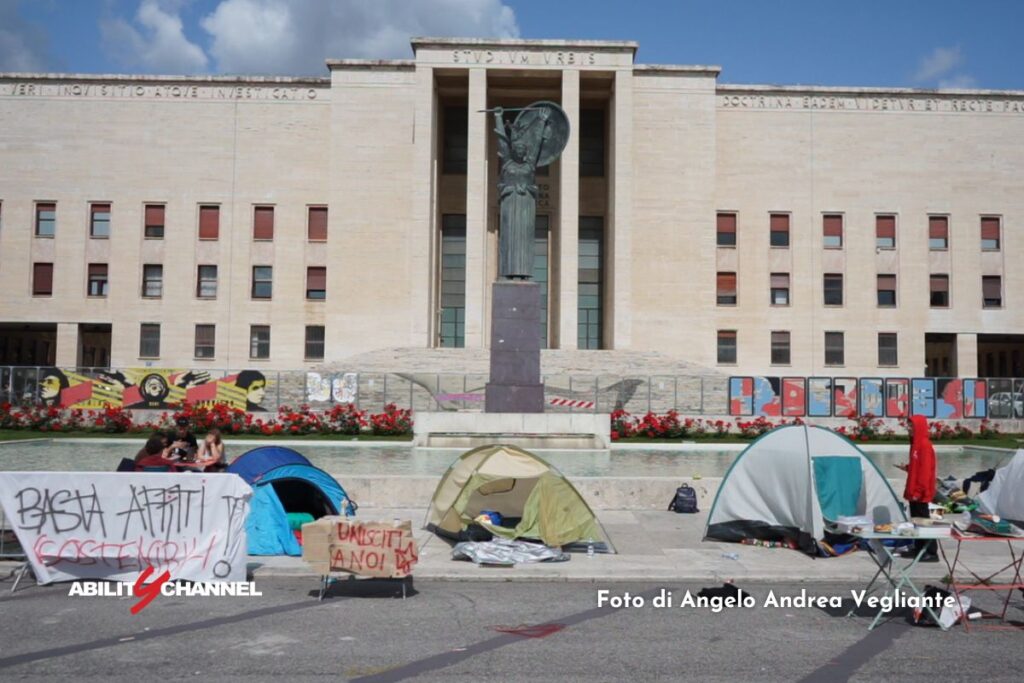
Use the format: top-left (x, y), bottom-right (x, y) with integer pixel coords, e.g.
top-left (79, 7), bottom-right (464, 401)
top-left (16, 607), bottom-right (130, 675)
top-left (729, 377), bottom-right (753, 416)
top-left (962, 379), bottom-right (987, 418)
top-left (988, 379), bottom-right (1016, 419)
top-left (832, 377), bottom-right (858, 418)
top-left (885, 379), bottom-right (909, 417)
top-left (935, 378), bottom-right (964, 419)
top-left (807, 378), bottom-right (832, 417)
top-left (37, 368), bottom-right (271, 411)
top-left (781, 377), bottom-right (806, 417)
top-left (752, 377), bottom-right (781, 416)
top-left (911, 378), bottom-right (936, 417)
top-left (858, 378), bottom-right (884, 417)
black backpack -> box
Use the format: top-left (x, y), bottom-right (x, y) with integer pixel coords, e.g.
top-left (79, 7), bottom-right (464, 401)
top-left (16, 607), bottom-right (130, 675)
top-left (668, 484), bottom-right (699, 513)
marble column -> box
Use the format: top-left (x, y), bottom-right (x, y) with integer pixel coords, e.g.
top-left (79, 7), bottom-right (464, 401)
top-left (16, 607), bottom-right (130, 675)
top-left (55, 322), bottom-right (79, 367)
top-left (557, 69), bottom-right (580, 349)
top-left (412, 65), bottom-right (436, 346)
top-left (464, 68), bottom-right (488, 348)
top-left (957, 333), bottom-right (979, 377)
top-left (609, 69), bottom-right (633, 349)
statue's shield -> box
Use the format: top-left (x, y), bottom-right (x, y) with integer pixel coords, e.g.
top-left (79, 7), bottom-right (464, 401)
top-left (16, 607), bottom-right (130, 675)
top-left (513, 100), bottom-right (570, 168)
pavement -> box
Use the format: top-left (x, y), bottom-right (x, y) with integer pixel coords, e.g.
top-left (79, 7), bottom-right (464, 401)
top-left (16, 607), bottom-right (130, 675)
top-left (0, 577), bottom-right (1022, 681)
top-left (242, 506), bottom-right (1024, 584)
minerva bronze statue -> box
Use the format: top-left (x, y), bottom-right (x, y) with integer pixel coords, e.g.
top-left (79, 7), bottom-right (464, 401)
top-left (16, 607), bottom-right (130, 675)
top-left (490, 101), bottom-right (570, 279)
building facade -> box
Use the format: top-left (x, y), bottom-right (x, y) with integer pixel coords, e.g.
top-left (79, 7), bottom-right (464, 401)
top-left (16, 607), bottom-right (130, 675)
top-left (0, 38), bottom-right (1022, 378)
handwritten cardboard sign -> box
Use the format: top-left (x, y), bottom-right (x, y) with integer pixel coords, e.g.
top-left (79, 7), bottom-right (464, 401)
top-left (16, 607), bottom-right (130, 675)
top-left (302, 517), bottom-right (419, 578)
top-left (0, 472), bottom-right (252, 584)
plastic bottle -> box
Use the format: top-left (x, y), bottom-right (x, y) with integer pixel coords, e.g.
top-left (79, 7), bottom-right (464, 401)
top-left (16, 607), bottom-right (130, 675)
top-left (587, 540), bottom-right (595, 558)
top-left (721, 552), bottom-right (740, 561)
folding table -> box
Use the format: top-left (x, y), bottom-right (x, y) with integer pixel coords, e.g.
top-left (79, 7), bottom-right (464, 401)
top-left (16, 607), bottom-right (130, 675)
top-left (848, 530), bottom-right (946, 631)
top-left (938, 530), bottom-right (1024, 631)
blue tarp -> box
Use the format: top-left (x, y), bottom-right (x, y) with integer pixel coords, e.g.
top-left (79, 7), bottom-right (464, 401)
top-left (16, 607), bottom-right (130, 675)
top-left (227, 446), bottom-right (312, 484)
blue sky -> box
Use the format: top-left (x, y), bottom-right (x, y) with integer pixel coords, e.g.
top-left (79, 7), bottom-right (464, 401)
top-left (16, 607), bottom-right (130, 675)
top-left (2, 0), bottom-right (1022, 89)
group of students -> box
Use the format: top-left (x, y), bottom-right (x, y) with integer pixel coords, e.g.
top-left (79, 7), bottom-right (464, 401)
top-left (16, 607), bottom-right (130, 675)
top-left (133, 417), bottom-right (226, 472)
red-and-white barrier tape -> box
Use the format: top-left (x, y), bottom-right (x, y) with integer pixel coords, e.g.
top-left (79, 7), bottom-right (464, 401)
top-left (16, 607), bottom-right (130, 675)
top-left (548, 397), bottom-right (595, 409)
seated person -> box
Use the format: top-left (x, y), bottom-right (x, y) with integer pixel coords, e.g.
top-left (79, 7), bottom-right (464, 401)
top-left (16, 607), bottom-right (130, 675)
top-left (134, 431), bottom-right (170, 464)
top-left (135, 435), bottom-right (181, 471)
top-left (195, 429), bottom-right (227, 471)
top-left (167, 418), bottom-right (199, 462)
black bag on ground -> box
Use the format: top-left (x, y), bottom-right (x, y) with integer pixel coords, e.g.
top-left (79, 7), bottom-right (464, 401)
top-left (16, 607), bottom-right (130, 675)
top-left (909, 585), bottom-right (952, 627)
top-left (668, 484), bottom-right (699, 513)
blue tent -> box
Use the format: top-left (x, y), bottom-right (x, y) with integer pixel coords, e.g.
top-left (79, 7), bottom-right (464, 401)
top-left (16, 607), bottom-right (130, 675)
top-left (228, 447), bottom-right (356, 556)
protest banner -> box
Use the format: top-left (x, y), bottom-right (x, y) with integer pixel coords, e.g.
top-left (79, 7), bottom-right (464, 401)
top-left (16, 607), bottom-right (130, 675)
top-left (0, 472), bottom-right (252, 584)
top-left (302, 517), bottom-right (418, 578)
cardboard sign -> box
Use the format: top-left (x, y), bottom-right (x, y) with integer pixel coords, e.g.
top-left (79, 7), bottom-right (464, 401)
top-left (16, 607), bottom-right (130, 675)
top-left (0, 472), bottom-right (252, 584)
top-left (302, 517), bottom-right (418, 578)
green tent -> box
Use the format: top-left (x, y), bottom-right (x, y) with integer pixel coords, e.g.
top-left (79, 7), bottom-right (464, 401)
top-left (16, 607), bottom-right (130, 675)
top-left (425, 444), bottom-right (615, 551)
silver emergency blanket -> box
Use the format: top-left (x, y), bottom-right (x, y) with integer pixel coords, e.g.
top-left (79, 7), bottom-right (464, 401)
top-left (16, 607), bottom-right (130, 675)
top-left (452, 538), bottom-right (570, 565)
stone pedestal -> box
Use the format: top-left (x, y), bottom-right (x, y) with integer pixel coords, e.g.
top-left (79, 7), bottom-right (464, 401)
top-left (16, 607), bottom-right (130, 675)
top-left (485, 281), bottom-right (544, 413)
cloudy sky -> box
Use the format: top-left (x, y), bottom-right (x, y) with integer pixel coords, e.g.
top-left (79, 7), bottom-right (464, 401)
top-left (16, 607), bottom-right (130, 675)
top-left (2, 0), bottom-right (1022, 88)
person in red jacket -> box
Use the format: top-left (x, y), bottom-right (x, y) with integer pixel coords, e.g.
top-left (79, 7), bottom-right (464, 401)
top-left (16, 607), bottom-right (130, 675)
top-left (896, 414), bottom-right (938, 561)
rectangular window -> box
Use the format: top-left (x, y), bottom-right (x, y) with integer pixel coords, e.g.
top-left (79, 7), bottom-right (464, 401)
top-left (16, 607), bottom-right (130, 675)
top-left (930, 274), bottom-right (949, 307)
top-left (875, 214), bottom-right (896, 249)
top-left (769, 213), bottom-right (790, 247)
top-left (142, 264), bottom-right (163, 298)
top-left (35, 203), bottom-right (56, 237)
top-left (442, 105), bottom-right (468, 174)
top-left (929, 215), bottom-right (949, 249)
top-left (877, 274), bottom-right (896, 307)
top-left (87, 263), bottom-right (108, 297)
top-left (253, 206), bottom-right (274, 240)
top-left (579, 108), bottom-right (605, 177)
top-left (578, 217), bottom-right (604, 349)
top-left (252, 266), bottom-right (273, 299)
top-left (306, 266), bottom-right (326, 300)
top-left (90, 203), bottom-right (111, 238)
top-left (716, 271), bottom-right (737, 305)
top-left (770, 273), bottom-right (790, 306)
top-left (139, 323), bottom-right (160, 358)
top-left (983, 276), bottom-right (1002, 308)
top-left (308, 206), bottom-right (328, 241)
top-left (823, 214), bottom-right (843, 248)
top-left (534, 215), bottom-right (550, 348)
top-left (198, 205), bottom-right (219, 240)
top-left (878, 333), bottom-right (898, 367)
top-left (197, 265), bottom-right (218, 298)
top-left (981, 216), bottom-right (1001, 250)
top-left (145, 204), bottom-right (165, 239)
top-left (716, 212), bottom-right (737, 247)
top-left (305, 325), bottom-right (325, 360)
top-left (771, 331), bottom-right (791, 365)
top-left (439, 215), bottom-right (466, 348)
top-left (194, 324), bottom-right (215, 359)
top-left (32, 262), bottom-right (53, 296)
top-left (823, 273), bottom-right (843, 306)
top-left (249, 325), bottom-right (270, 359)
top-left (825, 331), bottom-right (844, 366)
top-left (717, 330), bottom-right (737, 364)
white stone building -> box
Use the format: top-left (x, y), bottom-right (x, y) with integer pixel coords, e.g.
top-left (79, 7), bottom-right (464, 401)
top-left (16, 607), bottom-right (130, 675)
top-left (0, 37), bottom-right (1021, 379)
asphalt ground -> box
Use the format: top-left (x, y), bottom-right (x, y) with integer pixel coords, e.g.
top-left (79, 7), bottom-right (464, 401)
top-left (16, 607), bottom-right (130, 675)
top-left (0, 576), bottom-right (1022, 681)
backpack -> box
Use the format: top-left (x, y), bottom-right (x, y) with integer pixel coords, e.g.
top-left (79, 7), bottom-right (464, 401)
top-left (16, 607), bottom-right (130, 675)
top-left (668, 484), bottom-right (699, 513)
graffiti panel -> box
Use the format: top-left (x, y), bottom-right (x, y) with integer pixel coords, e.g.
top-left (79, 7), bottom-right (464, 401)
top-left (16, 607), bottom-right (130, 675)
top-left (807, 377), bottom-right (832, 417)
top-left (729, 377), bottom-right (753, 416)
top-left (752, 377), bottom-right (781, 416)
top-left (935, 378), bottom-right (964, 419)
top-left (858, 378), bottom-right (884, 417)
top-left (832, 377), bottom-right (858, 418)
top-left (911, 378), bottom-right (936, 417)
top-left (885, 378), bottom-right (909, 417)
top-left (781, 377), bottom-right (806, 417)
top-left (962, 379), bottom-right (987, 418)
top-left (36, 368), bottom-right (269, 411)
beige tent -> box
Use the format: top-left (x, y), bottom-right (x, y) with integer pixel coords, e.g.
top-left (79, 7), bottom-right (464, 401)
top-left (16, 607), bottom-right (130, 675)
top-left (425, 444), bottom-right (615, 551)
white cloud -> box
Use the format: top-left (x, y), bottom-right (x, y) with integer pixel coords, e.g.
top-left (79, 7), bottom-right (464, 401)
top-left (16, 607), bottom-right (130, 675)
top-left (913, 45), bottom-right (976, 90)
top-left (101, 0), bottom-right (209, 73)
top-left (0, 0), bottom-right (52, 71)
top-left (200, 0), bottom-right (520, 75)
